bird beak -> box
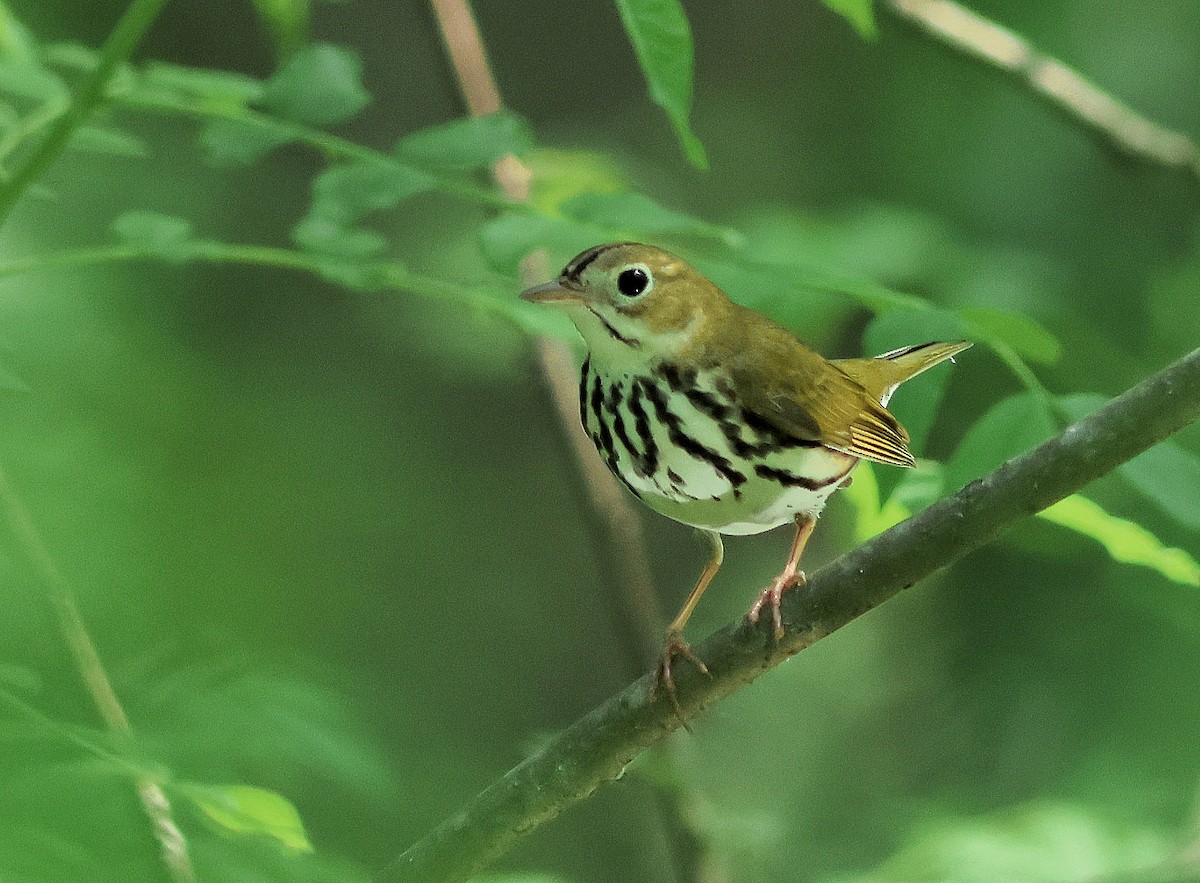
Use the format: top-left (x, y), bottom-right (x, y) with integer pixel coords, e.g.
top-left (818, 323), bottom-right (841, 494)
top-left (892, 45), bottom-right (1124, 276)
top-left (520, 280), bottom-right (584, 304)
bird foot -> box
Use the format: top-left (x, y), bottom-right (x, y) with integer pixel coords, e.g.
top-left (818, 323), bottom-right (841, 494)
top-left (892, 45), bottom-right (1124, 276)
top-left (653, 630), bottom-right (710, 728)
top-left (747, 570), bottom-right (807, 640)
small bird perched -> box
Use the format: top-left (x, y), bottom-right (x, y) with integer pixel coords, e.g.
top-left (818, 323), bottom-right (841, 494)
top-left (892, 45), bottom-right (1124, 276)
top-left (522, 243), bottom-right (969, 706)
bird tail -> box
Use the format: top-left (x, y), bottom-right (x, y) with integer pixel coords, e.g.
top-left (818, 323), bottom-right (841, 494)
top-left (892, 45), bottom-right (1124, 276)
top-left (833, 340), bottom-right (971, 405)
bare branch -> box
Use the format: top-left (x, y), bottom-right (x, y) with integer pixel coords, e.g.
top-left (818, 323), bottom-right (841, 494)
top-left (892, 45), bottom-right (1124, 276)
top-left (380, 346), bottom-right (1200, 883)
top-left (885, 0), bottom-right (1200, 181)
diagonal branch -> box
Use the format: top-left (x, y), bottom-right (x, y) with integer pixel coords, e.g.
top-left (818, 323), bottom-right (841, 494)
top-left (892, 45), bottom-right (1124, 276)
top-left (884, 0), bottom-right (1200, 181)
top-left (379, 345), bottom-right (1200, 883)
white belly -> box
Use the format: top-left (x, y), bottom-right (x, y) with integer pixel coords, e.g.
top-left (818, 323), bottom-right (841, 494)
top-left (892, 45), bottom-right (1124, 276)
top-left (580, 362), bottom-right (858, 536)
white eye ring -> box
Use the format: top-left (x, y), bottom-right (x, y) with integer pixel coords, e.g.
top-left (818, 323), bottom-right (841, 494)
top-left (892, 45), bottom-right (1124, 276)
top-left (614, 264), bottom-right (653, 298)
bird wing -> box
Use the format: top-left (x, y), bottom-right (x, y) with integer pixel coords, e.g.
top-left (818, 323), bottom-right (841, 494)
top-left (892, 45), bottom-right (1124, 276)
top-left (716, 317), bottom-right (915, 467)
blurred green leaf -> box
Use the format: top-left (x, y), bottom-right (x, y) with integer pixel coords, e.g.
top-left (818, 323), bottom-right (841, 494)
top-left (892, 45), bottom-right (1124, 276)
top-left (944, 391), bottom-right (1055, 493)
top-left (42, 41), bottom-right (100, 73)
top-left (526, 148), bottom-right (626, 215)
top-left (613, 0), bottom-right (707, 168)
top-left (561, 190), bottom-right (738, 244)
top-left (0, 3), bottom-right (37, 60)
top-left (394, 109), bottom-right (532, 171)
top-left (262, 43), bottom-right (369, 126)
top-left (821, 0), bottom-right (877, 39)
top-left (1060, 394), bottom-right (1200, 531)
top-left (110, 211), bottom-right (195, 261)
top-left (0, 58), bottom-right (67, 101)
top-left (960, 306), bottom-right (1063, 365)
top-left (471, 876), bottom-right (573, 883)
top-left (478, 211), bottom-right (604, 274)
top-left (294, 160), bottom-right (432, 257)
top-left (1038, 495), bottom-right (1200, 587)
top-left (199, 117), bottom-right (293, 166)
top-left (842, 802), bottom-right (1169, 883)
top-left (140, 61), bottom-right (264, 104)
top-left (250, 0), bottom-right (309, 61)
top-left (0, 664), bottom-right (40, 694)
top-left (189, 784), bottom-right (314, 852)
top-left (68, 125), bottom-right (148, 158)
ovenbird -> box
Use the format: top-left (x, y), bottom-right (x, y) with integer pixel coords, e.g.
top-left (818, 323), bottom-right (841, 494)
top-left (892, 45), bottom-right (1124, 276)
top-left (522, 243), bottom-right (969, 704)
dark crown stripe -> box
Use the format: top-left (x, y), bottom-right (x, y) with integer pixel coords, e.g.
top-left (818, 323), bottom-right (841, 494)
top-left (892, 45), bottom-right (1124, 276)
top-left (640, 377), bottom-right (747, 495)
top-left (565, 245), bottom-right (608, 281)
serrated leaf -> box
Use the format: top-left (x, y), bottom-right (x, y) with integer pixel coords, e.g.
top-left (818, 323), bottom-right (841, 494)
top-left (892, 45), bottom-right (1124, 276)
top-left (69, 125), bottom-right (149, 158)
top-left (960, 306), bottom-right (1062, 365)
top-left (613, 0), bottom-right (707, 168)
top-left (200, 117), bottom-right (293, 166)
top-left (1038, 495), bottom-right (1200, 587)
top-left (190, 784), bottom-right (313, 852)
top-left (263, 43), bottom-right (369, 126)
top-left (140, 62), bottom-right (264, 104)
top-left (1060, 394), bottom-right (1200, 531)
top-left (821, 0), bottom-right (877, 39)
top-left (945, 391), bottom-right (1055, 494)
top-left (251, 0), bottom-right (310, 61)
top-left (110, 211), bottom-right (195, 261)
top-left (394, 110), bottom-right (532, 171)
top-left (561, 191), bottom-right (737, 243)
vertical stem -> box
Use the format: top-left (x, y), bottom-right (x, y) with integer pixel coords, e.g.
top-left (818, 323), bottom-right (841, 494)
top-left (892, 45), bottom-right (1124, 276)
top-left (426, 1), bottom-right (705, 879)
top-left (0, 464), bottom-right (195, 881)
top-left (0, 0), bottom-right (175, 230)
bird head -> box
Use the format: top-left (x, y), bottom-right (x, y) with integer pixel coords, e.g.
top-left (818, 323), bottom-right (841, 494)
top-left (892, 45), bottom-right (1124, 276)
top-left (521, 243), bottom-right (728, 361)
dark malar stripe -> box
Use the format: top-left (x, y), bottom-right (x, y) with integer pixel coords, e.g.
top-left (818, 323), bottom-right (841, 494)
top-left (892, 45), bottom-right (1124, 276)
top-left (640, 377), bottom-right (747, 496)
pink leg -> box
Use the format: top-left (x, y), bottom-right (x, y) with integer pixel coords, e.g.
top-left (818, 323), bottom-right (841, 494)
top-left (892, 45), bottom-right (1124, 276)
top-left (747, 515), bottom-right (816, 640)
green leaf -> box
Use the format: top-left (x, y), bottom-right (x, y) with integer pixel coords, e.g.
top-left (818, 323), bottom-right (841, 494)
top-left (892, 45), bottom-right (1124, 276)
top-left (140, 62), bottom-right (265, 104)
top-left (526, 148), bottom-right (627, 215)
top-left (613, 0), bottom-right (708, 168)
top-left (960, 306), bottom-right (1062, 365)
top-left (561, 190), bottom-right (738, 244)
top-left (110, 211), bottom-right (195, 260)
top-left (0, 58), bottom-right (67, 101)
top-left (1038, 495), bottom-right (1200, 587)
top-left (43, 41), bottom-right (102, 73)
top-left (394, 110), bottom-right (533, 171)
top-left (0, 3), bottom-right (38, 60)
top-left (821, 0), bottom-right (877, 39)
top-left (69, 125), bottom-right (149, 158)
top-left (293, 216), bottom-right (387, 259)
top-left (189, 784), bottom-right (314, 852)
top-left (250, 0), bottom-right (310, 61)
top-left (200, 118), bottom-right (293, 166)
top-left (263, 43), bottom-right (369, 126)
top-left (1060, 394), bottom-right (1200, 531)
top-left (478, 212), bottom-right (602, 275)
top-left (308, 161), bottom-right (434, 223)
top-left (945, 391), bottom-right (1055, 494)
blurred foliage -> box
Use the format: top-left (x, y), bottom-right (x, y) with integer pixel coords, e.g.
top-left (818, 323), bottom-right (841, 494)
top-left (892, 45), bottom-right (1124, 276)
top-left (0, 0), bottom-right (1197, 881)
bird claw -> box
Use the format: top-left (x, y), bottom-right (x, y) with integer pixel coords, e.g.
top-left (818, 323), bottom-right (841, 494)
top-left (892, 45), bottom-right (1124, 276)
top-left (747, 570), bottom-right (807, 640)
top-left (653, 630), bottom-right (709, 729)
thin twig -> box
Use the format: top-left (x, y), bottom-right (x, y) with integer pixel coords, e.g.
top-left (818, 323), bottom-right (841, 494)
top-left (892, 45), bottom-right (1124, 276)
top-left (380, 345), bottom-right (1200, 883)
top-left (0, 465), bottom-right (195, 881)
top-left (884, 0), bottom-right (1200, 181)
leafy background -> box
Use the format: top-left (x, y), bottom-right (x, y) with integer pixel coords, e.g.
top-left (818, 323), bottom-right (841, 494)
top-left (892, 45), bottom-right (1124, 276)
top-left (1, 0), bottom-right (1198, 881)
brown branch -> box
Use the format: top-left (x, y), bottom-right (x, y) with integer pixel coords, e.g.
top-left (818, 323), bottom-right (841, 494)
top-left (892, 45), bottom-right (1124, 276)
top-left (884, 0), bottom-right (1200, 181)
top-left (381, 346), bottom-right (1200, 883)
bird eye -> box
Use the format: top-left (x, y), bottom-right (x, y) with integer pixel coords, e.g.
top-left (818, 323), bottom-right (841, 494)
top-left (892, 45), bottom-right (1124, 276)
top-left (616, 267), bottom-right (650, 297)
